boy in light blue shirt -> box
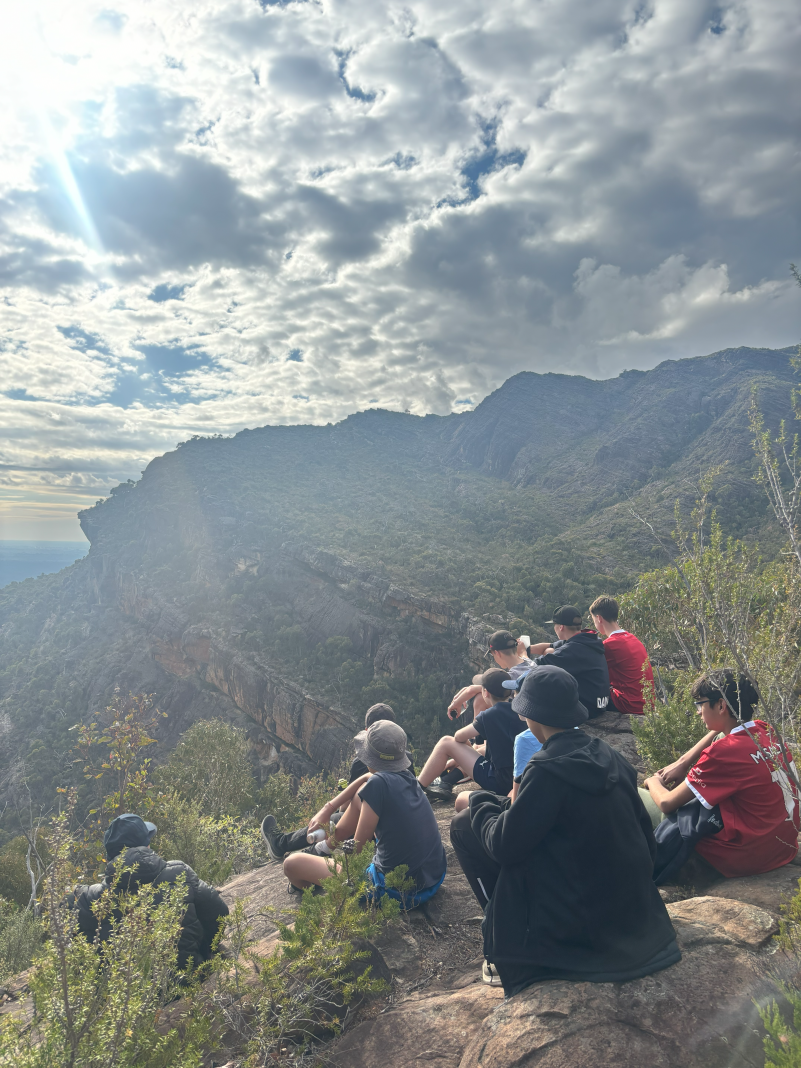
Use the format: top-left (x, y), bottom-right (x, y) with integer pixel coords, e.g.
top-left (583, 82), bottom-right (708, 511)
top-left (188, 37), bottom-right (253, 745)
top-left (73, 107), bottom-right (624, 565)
top-left (511, 728), bottom-right (542, 801)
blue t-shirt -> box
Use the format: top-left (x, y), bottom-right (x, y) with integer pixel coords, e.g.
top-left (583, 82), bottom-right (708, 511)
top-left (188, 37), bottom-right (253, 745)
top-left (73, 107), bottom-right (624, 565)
top-left (472, 701), bottom-right (527, 784)
top-left (359, 770), bottom-right (446, 891)
top-left (513, 729), bottom-right (542, 780)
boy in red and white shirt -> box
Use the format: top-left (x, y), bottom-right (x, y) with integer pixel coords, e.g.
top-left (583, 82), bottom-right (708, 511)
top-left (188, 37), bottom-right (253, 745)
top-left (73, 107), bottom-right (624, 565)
top-left (643, 672), bottom-right (799, 878)
top-left (590, 596), bottom-right (654, 715)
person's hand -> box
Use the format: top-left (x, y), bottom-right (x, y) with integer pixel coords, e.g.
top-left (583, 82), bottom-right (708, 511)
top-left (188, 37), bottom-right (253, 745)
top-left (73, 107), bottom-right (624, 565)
top-left (516, 637), bottom-right (529, 657)
top-left (307, 804), bottom-right (331, 834)
top-left (447, 700), bottom-right (466, 721)
top-left (657, 760), bottom-right (685, 786)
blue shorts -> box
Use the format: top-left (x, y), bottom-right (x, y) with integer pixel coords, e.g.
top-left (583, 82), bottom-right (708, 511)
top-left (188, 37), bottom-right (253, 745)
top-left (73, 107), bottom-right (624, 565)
top-left (471, 757), bottom-right (504, 794)
top-left (364, 863), bottom-right (446, 910)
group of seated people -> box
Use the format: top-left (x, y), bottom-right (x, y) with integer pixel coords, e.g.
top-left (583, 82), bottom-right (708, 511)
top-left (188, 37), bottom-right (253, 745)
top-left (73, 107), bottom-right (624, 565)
top-left (78, 597), bottom-right (799, 1002)
top-left (260, 596), bottom-right (801, 994)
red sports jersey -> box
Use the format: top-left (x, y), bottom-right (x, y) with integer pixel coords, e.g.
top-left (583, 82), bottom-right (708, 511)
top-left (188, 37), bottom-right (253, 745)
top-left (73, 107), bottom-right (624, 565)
top-left (602, 630), bottom-right (654, 715)
top-left (686, 720), bottom-right (800, 878)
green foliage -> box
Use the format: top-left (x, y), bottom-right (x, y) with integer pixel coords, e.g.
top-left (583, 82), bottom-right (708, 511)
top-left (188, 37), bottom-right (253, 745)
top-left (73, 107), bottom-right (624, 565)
top-left (257, 770), bottom-right (345, 831)
top-left (0, 899), bottom-right (44, 982)
top-left (73, 691), bottom-right (165, 830)
top-left (0, 837), bottom-right (37, 908)
top-left (761, 993), bottom-right (801, 1067)
top-left (0, 809), bottom-right (211, 1068)
top-left (153, 792), bottom-right (262, 886)
top-left (760, 877), bottom-right (801, 1066)
top-left (205, 846), bottom-right (394, 1063)
top-left (156, 718), bottom-right (255, 818)
top-left (622, 483), bottom-right (801, 746)
top-left (631, 677), bottom-right (709, 774)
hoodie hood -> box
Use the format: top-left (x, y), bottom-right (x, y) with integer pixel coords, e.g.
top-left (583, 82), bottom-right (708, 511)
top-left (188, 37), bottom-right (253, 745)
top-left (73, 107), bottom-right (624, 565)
top-left (104, 813), bottom-right (157, 860)
top-left (566, 631), bottom-right (607, 657)
top-left (530, 729), bottom-right (623, 795)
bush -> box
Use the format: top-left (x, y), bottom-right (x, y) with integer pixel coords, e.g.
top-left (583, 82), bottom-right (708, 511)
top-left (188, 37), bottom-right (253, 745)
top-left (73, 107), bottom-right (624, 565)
top-left (156, 719), bottom-right (255, 818)
top-left (257, 770), bottom-right (345, 833)
top-left (153, 792), bottom-right (262, 886)
top-left (0, 899), bottom-right (44, 982)
top-left (631, 676), bottom-right (709, 774)
top-left (0, 809), bottom-right (211, 1068)
top-left (205, 843), bottom-right (397, 1063)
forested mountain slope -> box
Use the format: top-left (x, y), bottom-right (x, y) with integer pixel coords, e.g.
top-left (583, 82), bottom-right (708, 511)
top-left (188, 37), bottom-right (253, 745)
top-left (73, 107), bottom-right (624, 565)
top-left (0, 344), bottom-right (795, 834)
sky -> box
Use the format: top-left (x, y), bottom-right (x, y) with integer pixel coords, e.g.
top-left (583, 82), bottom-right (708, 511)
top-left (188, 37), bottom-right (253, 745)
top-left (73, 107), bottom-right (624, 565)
top-left (0, 0), bottom-right (799, 540)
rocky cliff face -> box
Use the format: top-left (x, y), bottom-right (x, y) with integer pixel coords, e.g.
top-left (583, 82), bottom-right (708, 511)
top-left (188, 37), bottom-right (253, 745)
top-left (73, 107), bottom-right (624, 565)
top-left (1, 345), bottom-right (796, 794)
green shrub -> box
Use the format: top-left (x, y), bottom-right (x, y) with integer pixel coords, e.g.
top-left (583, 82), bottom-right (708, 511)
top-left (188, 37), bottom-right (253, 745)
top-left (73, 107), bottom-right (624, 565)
top-left (631, 675), bottom-right (708, 774)
top-left (256, 770), bottom-right (345, 833)
top-left (205, 843), bottom-right (396, 1063)
top-left (0, 899), bottom-right (44, 982)
top-left (156, 718), bottom-right (255, 818)
top-left (153, 792), bottom-right (262, 886)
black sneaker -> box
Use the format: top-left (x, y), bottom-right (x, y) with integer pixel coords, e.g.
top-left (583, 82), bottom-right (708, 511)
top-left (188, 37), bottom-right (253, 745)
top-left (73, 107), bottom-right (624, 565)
top-left (260, 815), bottom-right (285, 862)
top-left (423, 778), bottom-right (454, 802)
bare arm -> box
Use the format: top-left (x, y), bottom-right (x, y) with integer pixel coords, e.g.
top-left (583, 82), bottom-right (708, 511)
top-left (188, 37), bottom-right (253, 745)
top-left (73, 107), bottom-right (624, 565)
top-left (643, 775), bottom-right (695, 814)
top-left (454, 723), bottom-right (480, 744)
top-left (307, 774), bottom-right (371, 833)
top-left (448, 684), bottom-right (481, 716)
top-left (352, 798), bottom-right (380, 852)
top-left (658, 731), bottom-right (716, 784)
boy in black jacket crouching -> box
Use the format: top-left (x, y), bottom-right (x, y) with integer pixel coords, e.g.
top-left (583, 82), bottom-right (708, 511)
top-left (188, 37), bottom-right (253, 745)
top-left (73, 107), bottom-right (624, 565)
top-left (450, 665), bottom-right (680, 992)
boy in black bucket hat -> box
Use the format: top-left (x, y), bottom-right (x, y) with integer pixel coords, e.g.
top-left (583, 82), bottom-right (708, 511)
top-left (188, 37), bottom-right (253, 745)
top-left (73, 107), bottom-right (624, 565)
top-left (450, 665), bottom-right (680, 991)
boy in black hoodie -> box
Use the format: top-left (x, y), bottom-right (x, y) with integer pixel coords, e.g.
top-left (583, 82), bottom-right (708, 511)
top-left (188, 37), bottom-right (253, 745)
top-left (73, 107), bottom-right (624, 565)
top-left (450, 665), bottom-right (679, 992)
top-left (531, 605), bottom-right (610, 718)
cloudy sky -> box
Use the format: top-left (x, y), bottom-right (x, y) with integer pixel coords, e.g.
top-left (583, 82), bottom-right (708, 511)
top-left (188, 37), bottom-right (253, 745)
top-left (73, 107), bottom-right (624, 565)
top-left (0, 0), bottom-right (799, 539)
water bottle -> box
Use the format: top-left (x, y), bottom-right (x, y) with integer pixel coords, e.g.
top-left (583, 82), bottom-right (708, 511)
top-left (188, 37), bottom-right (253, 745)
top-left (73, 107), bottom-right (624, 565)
top-left (307, 828), bottom-right (327, 845)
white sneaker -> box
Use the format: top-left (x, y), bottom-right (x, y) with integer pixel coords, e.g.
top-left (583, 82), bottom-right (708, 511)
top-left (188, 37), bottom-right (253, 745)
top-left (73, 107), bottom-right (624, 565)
top-left (482, 960), bottom-right (501, 986)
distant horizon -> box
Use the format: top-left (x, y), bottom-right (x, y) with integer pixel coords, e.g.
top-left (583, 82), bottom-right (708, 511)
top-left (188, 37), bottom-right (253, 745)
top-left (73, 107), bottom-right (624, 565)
top-left (0, 537), bottom-right (89, 544)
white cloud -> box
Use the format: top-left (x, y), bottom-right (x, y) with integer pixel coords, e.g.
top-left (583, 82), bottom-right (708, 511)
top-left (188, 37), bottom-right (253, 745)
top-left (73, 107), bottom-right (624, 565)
top-left (0, 0), bottom-right (799, 535)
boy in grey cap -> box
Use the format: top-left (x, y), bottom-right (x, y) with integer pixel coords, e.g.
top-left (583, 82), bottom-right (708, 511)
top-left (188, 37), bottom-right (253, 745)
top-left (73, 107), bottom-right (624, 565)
top-left (281, 720), bottom-right (446, 908)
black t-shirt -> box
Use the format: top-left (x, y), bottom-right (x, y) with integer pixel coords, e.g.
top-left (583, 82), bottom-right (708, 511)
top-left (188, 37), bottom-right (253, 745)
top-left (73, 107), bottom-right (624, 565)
top-left (472, 700), bottom-right (526, 781)
top-left (358, 769), bottom-right (446, 890)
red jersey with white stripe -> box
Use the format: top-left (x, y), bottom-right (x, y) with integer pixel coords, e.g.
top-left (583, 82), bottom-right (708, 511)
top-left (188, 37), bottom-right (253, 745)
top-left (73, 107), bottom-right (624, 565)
top-left (602, 630), bottom-right (654, 715)
top-left (686, 720), bottom-right (800, 878)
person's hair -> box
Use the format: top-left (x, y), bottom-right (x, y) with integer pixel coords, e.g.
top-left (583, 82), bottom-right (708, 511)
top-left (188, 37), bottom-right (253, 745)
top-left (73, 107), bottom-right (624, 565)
top-left (690, 670), bottom-right (759, 721)
top-left (589, 595), bottom-right (619, 623)
top-left (365, 703), bottom-right (396, 728)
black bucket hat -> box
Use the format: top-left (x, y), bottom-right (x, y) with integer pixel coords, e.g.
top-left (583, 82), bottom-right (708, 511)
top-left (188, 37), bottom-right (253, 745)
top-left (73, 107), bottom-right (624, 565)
top-left (511, 665), bottom-right (588, 728)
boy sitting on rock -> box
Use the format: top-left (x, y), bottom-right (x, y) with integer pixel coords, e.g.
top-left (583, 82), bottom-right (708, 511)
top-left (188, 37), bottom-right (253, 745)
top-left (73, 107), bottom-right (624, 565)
top-left (419, 668), bottom-right (526, 804)
top-left (269, 721), bottom-right (447, 909)
top-left (450, 665), bottom-right (679, 991)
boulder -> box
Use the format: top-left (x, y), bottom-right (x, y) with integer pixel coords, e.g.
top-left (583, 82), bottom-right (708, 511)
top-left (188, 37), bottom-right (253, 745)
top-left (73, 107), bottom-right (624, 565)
top-left (456, 895), bottom-right (787, 1068)
top-left (332, 980), bottom-right (504, 1068)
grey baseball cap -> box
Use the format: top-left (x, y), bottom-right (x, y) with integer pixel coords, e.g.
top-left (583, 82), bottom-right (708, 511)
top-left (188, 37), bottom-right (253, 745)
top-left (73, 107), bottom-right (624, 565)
top-left (353, 720), bottom-right (411, 773)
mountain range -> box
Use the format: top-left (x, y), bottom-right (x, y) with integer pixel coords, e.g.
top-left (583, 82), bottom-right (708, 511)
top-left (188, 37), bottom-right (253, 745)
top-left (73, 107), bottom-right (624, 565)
top-left (0, 343), bottom-right (796, 832)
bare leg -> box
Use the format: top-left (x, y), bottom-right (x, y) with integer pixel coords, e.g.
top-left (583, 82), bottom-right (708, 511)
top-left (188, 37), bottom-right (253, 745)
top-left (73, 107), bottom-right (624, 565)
top-left (418, 737), bottom-right (481, 787)
top-left (454, 790), bottom-right (474, 813)
top-left (284, 852), bottom-right (340, 888)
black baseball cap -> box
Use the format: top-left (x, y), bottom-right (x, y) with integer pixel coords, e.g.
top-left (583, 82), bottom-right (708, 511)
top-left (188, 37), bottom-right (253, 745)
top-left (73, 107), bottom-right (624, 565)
top-left (478, 668), bottom-right (513, 699)
top-left (488, 630), bottom-right (517, 652)
top-left (545, 606), bottom-right (582, 627)
top-left (511, 665), bottom-right (588, 728)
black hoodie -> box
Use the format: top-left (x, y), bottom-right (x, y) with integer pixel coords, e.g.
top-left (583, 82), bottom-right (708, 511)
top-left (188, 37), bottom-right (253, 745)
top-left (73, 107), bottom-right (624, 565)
top-left (469, 729), bottom-right (679, 986)
top-left (535, 630), bottom-right (610, 717)
top-left (73, 846), bottom-right (228, 972)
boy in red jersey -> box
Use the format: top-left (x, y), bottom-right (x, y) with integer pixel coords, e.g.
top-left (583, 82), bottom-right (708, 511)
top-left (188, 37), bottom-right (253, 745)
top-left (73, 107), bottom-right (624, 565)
top-left (590, 595), bottom-right (654, 715)
top-left (643, 671), bottom-right (800, 878)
